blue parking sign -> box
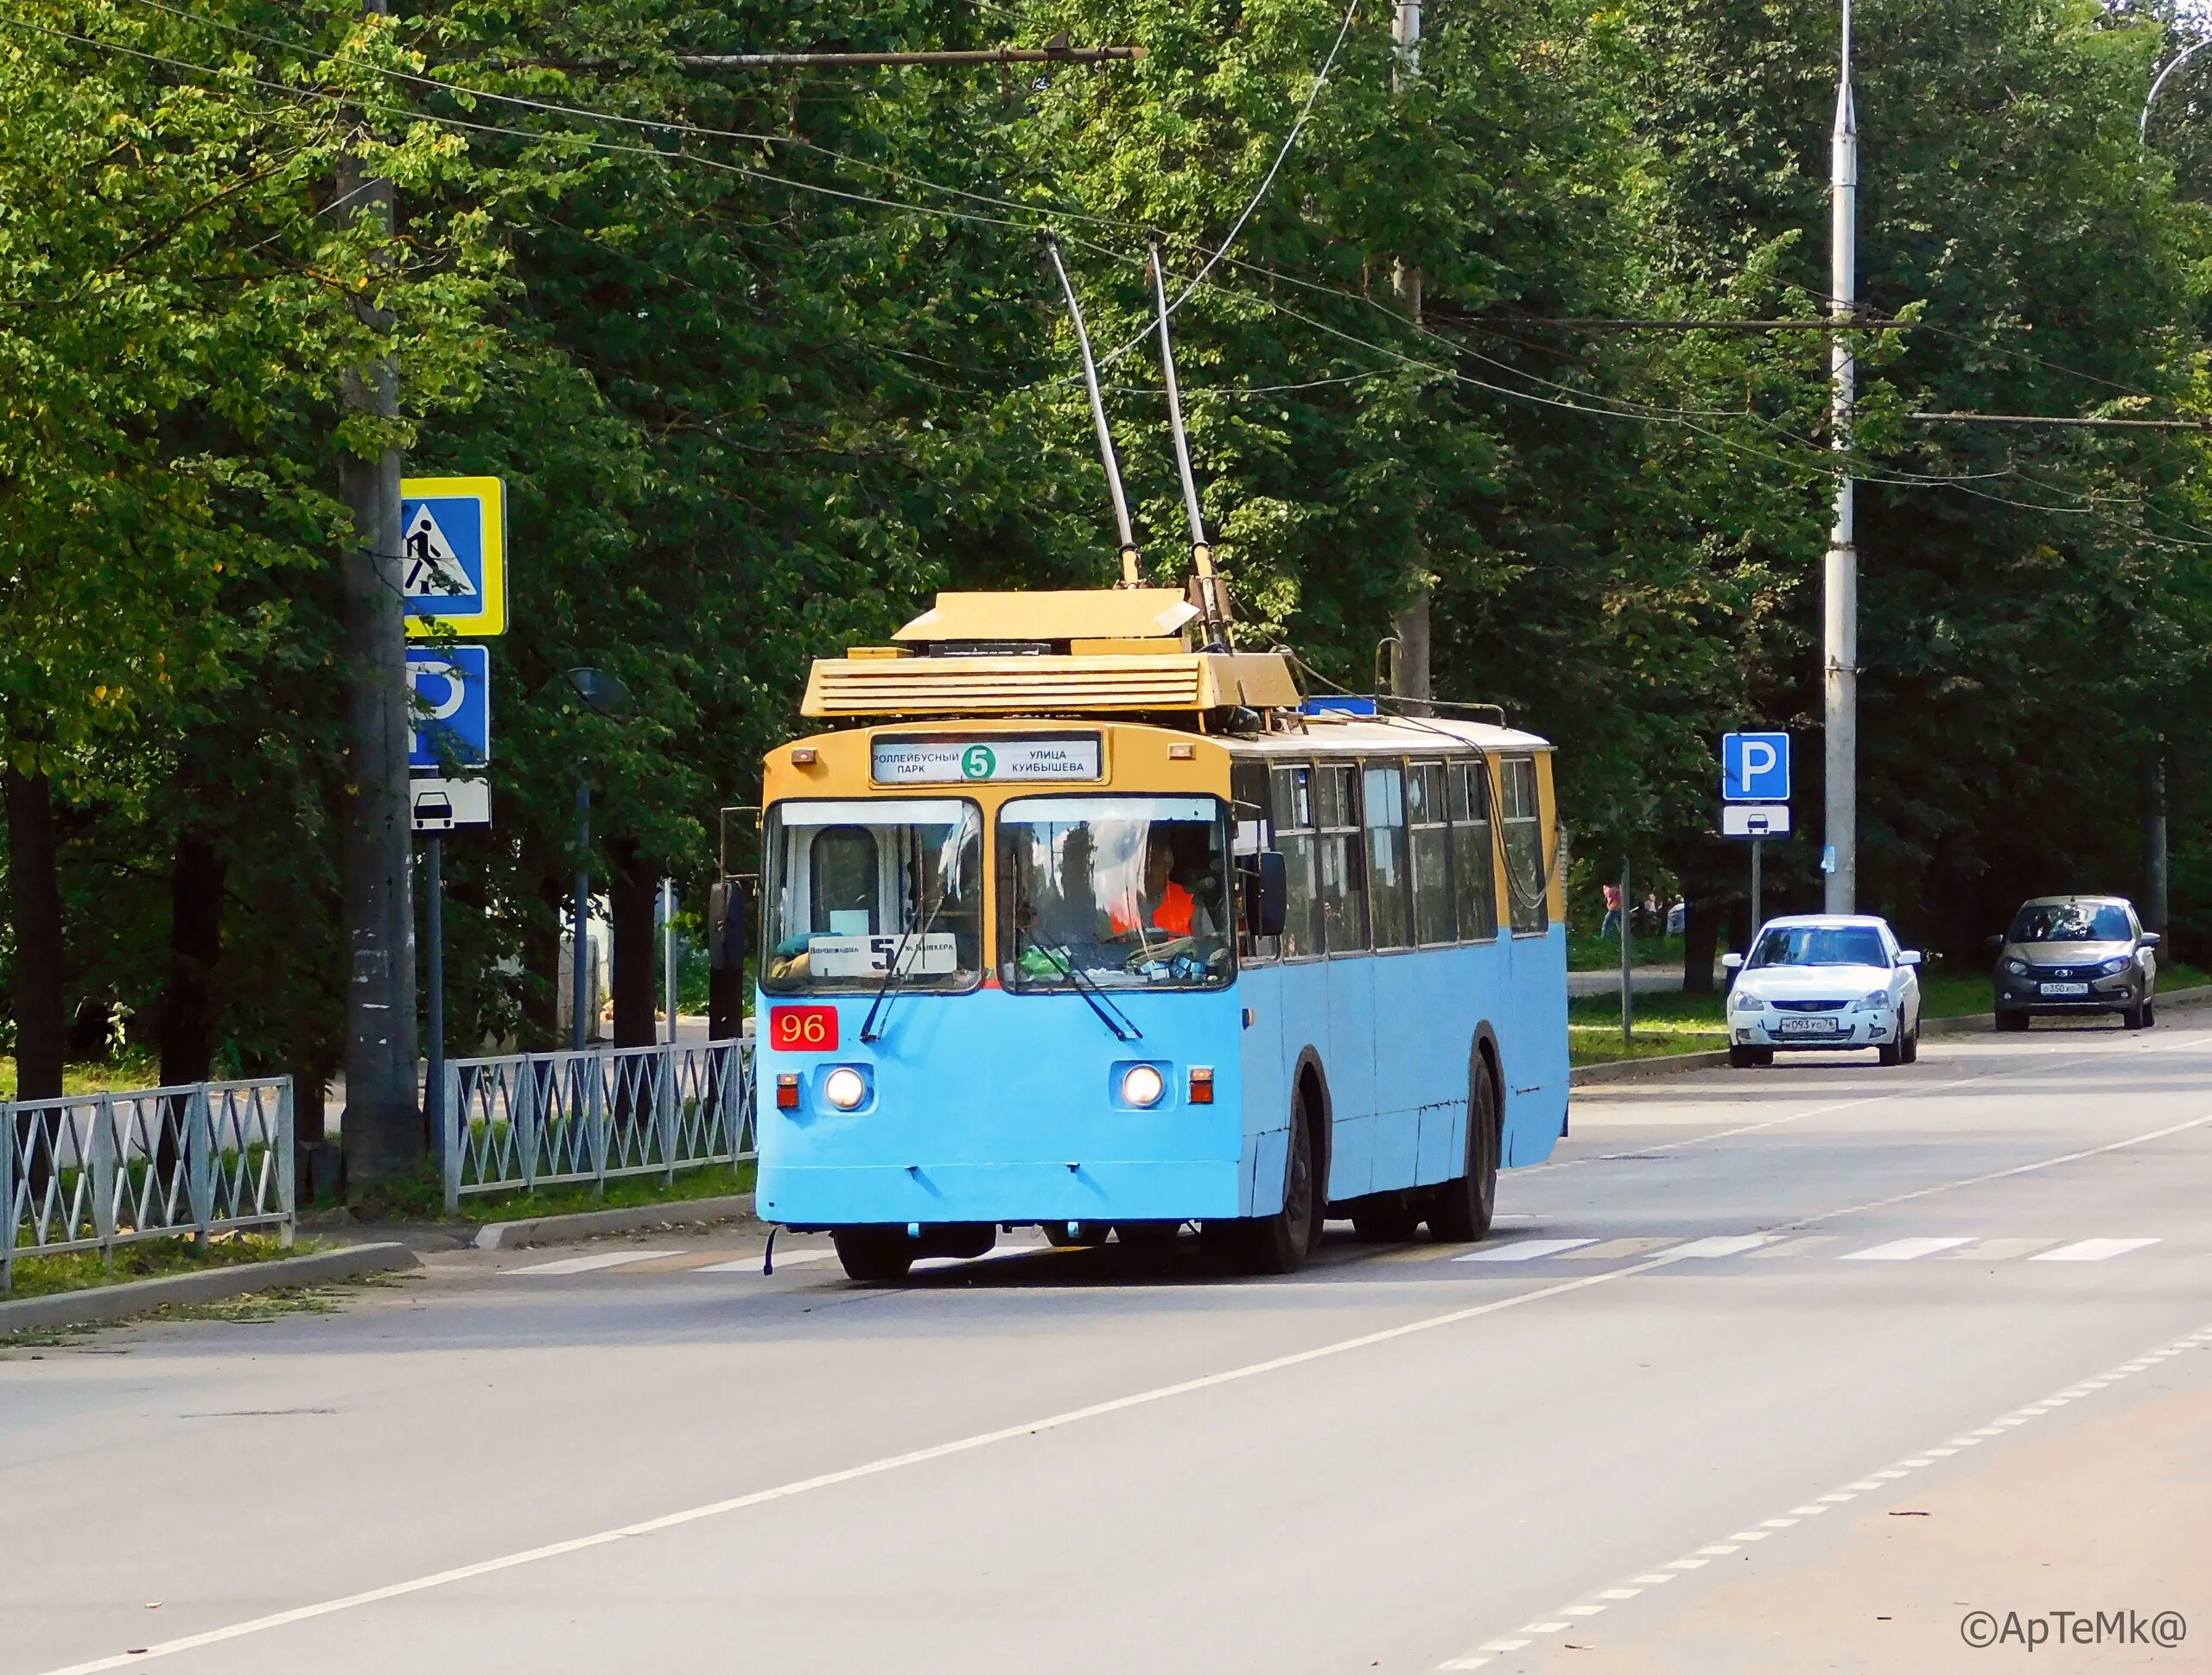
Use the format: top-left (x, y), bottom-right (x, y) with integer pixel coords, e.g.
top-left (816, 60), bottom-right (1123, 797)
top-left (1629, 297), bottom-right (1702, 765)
top-left (408, 646), bottom-right (491, 770)
top-left (1722, 732), bottom-right (1790, 802)
top-left (401, 475), bottom-right (507, 638)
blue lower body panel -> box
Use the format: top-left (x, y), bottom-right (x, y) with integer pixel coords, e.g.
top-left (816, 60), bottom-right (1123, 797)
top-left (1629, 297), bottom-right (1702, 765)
top-left (760, 1160), bottom-right (1243, 1228)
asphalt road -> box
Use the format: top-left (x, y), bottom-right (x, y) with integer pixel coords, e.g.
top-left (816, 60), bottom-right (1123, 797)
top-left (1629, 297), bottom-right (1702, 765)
top-left (7, 1018), bottom-right (2210, 1675)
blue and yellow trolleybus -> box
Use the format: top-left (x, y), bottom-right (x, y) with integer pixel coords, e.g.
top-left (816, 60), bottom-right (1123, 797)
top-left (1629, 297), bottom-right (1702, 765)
top-left (755, 587), bottom-right (1571, 1280)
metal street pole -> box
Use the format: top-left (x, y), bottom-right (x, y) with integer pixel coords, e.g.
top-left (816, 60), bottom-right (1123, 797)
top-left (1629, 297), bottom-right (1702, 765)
top-left (1389, 0), bottom-right (1433, 711)
top-left (1823, 0), bottom-right (1859, 915)
top-left (423, 834), bottom-right (443, 1155)
top-left (571, 779), bottom-right (592, 1051)
top-left (662, 878), bottom-right (680, 1044)
top-left (339, 0), bottom-right (420, 1187)
top-left (1750, 837), bottom-right (1764, 940)
top-left (1620, 858), bottom-right (1634, 1044)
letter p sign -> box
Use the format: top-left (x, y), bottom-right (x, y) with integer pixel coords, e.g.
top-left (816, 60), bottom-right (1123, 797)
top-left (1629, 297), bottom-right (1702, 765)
top-left (1722, 732), bottom-right (1790, 803)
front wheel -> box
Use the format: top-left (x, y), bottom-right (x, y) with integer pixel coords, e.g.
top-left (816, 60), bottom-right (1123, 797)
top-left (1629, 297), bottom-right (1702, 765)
top-left (1995, 1007), bottom-right (2030, 1033)
top-left (2122, 999), bottom-right (2148, 1031)
top-left (1428, 1055), bottom-right (1500, 1244)
top-left (832, 1228), bottom-right (914, 1284)
top-left (1729, 1044), bottom-right (1774, 1069)
top-left (1899, 1024), bottom-right (1919, 1064)
top-left (1231, 1102), bottom-right (1318, 1275)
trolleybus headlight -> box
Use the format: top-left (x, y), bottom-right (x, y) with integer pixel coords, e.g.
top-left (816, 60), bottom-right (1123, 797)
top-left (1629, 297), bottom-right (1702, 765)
top-left (823, 1067), bottom-right (868, 1111)
top-left (1122, 1065), bottom-right (1166, 1108)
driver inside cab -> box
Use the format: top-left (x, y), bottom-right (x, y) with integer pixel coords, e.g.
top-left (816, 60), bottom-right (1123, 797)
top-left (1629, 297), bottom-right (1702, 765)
top-left (1109, 828), bottom-right (1217, 942)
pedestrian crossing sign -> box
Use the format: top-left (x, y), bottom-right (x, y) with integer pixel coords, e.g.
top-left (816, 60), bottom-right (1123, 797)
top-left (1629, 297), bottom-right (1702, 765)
top-left (401, 475), bottom-right (506, 638)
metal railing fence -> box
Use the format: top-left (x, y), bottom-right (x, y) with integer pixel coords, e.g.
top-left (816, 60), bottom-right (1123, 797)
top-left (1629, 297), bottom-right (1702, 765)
top-left (442, 1040), bottom-right (753, 1211)
top-left (3, 1078), bottom-right (295, 1293)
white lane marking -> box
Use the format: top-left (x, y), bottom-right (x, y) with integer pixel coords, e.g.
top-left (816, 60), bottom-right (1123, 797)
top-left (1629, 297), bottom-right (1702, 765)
top-left (1523, 1620), bottom-right (1574, 1632)
top-left (1842, 1237), bottom-right (1977, 1262)
top-left (696, 1250), bottom-right (836, 1273)
top-left (1440, 1661), bottom-right (1489, 1671)
top-left (1671, 1234), bottom-right (1775, 1259)
top-left (1696, 1544), bottom-right (1739, 1556)
top-left (1561, 1604), bottom-right (1607, 1616)
top-left (1434, 1317), bottom-right (2212, 1672)
top-left (2032, 1238), bottom-right (2162, 1263)
top-left (1759, 1516), bottom-right (1800, 1528)
top-left (1452, 1238), bottom-right (1598, 1263)
top-left (502, 1250), bottom-right (683, 1277)
top-left (1478, 1639), bottom-right (1530, 1652)
top-left (1559, 1237), bottom-right (1681, 1259)
top-left (1630, 1573), bottom-right (1678, 1585)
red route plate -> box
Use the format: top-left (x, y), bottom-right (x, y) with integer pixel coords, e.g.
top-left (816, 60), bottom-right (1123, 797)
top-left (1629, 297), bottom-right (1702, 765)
top-left (769, 1005), bottom-right (839, 1052)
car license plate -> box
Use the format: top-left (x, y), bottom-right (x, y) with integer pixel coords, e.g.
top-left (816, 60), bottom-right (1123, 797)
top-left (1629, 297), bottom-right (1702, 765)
top-left (2038, 981), bottom-right (2089, 997)
top-left (1777, 1015), bottom-right (1841, 1037)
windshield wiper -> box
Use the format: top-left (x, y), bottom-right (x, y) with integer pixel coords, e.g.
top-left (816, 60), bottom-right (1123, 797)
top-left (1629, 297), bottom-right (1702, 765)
top-left (860, 890), bottom-right (950, 1044)
top-left (1016, 924), bottom-right (1141, 1042)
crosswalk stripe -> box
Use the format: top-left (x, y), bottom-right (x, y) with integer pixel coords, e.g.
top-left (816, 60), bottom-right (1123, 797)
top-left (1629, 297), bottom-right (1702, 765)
top-left (696, 1250), bottom-right (836, 1274)
top-left (1670, 1234), bottom-right (1776, 1259)
top-left (1942, 1239), bottom-right (2062, 1261)
top-left (1453, 1238), bottom-right (1599, 1263)
top-left (2031, 1238), bottom-right (2161, 1263)
top-left (503, 1249), bottom-right (683, 1277)
top-left (1559, 1237), bottom-right (1680, 1259)
top-left (1841, 1237), bottom-right (1977, 1262)
top-left (1748, 1235), bottom-right (1840, 1258)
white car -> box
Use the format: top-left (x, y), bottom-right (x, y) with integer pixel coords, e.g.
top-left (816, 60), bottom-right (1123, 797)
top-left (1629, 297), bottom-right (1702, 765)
top-left (1722, 914), bottom-right (1924, 1069)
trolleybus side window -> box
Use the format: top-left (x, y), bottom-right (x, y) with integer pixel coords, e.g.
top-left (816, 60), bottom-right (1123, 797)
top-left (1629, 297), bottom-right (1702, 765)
top-left (1407, 760), bottom-right (1456, 946)
top-left (1316, 762), bottom-right (1368, 954)
top-left (1449, 758), bottom-right (1498, 942)
top-left (762, 799), bottom-right (983, 993)
top-left (1231, 760), bottom-right (1279, 963)
top-left (1270, 764), bottom-right (1324, 959)
top-left (1500, 754), bottom-right (1549, 936)
top-left (1363, 760), bottom-right (1412, 950)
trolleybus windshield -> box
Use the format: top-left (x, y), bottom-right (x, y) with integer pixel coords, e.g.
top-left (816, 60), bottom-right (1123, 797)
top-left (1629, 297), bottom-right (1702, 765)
top-left (763, 799), bottom-right (983, 993)
top-left (997, 795), bottom-right (1233, 991)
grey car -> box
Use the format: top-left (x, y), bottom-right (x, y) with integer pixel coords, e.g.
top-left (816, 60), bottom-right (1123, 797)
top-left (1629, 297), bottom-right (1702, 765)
top-left (1988, 895), bottom-right (2158, 1031)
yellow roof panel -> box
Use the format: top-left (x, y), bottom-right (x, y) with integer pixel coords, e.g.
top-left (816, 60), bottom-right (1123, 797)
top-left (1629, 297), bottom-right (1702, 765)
top-left (893, 589), bottom-right (1198, 644)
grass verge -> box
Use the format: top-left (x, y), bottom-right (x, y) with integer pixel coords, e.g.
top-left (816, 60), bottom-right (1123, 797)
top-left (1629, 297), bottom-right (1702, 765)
top-left (338, 1158), bottom-right (757, 1226)
top-left (3, 1232), bottom-right (320, 1301)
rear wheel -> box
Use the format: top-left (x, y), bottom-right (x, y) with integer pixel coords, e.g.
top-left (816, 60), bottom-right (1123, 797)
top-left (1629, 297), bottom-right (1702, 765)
top-left (1349, 1193), bottom-right (1421, 1243)
top-left (832, 1228), bottom-right (913, 1284)
top-left (1234, 1101), bottom-right (1318, 1275)
top-left (1428, 1055), bottom-right (1500, 1244)
top-left (1728, 1044), bottom-right (1774, 1069)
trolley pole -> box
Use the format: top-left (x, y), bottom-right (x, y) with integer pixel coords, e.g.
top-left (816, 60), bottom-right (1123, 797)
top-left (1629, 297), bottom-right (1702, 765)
top-left (1823, 0), bottom-right (1859, 914)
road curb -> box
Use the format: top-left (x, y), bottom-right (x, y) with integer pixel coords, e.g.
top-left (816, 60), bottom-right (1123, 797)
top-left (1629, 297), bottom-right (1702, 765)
top-left (0, 1242), bottom-right (418, 1334)
top-left (1571, 982), bottom-right (2212, 1086)
top-left (471, 1193), bottom-right (759, 1251)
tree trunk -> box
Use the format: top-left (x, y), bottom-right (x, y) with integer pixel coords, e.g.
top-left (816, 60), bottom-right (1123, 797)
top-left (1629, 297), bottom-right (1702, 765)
top-left (7, 767), bottom-right (66, 1101)
top-left (157, 829), bottom-right (227, 1087)
top-left (1681, 897), bottom-right (1723, 996)
top-left (610, 841), bottom-right (658, 1049)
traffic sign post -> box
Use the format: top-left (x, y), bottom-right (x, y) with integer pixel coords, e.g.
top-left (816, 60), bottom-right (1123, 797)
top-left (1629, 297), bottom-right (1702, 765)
top-left (1722, 734), bottom-right (1792, 945)
top-left (401, 476), bottom-right (508, 638)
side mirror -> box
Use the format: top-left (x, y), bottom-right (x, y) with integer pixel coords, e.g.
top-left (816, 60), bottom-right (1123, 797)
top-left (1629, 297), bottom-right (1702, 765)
top-left (1720, 952), bottom-right (1744, 971)
top-left (2141, 931), bottom-right (2162, 949)
top-left (1984, 934), bottom-right (2005, 952)
top-left (1898, 949), bottom-right (1923, 968)
top-left (1249, 851), bottom-right (1288, 940)
top-left (709, 879), bottom-right (748, 971)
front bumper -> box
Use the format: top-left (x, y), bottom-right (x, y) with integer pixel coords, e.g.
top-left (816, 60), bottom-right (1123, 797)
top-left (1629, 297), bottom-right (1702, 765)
top-left (1731, 1011), bottom-right (1899, 1050)
top-left (1995, 971), bottom-right (2143, 1014)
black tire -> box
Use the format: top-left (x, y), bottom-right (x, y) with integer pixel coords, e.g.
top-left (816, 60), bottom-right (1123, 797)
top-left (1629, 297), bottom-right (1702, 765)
top-left (1428, 1054), bottom-right (1501, 1244)
top-left (2122, 1000), bottom-right (2147, 1031)
top-left (1728, 1044), bottom-right (1774, 1069)
top-left (1878, 1037), bottom-right (1902, 1066)
top-left (2145, 999), bottom-right (2158, 1027)
top-left (1899, 1025), bottom-right (1919, 1064)
top-left (832, 1228), bottom-right (914, 1284)
top-left (1236, 1101), bottom-right (1318, 1275)
top-left (1994, 1007), bottom-right (2031, 1033)
top-left (1349, 1193), bottom-right (1421, 1243)
top-left (1044, 1221), bottom-right (1111, 1248)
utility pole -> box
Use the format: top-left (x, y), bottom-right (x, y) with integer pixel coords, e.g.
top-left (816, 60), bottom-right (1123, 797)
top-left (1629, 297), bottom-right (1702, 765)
top-left (2145, 743), bottom-right (2169, 935)
top-left (1823, 0), bottom-right (1859, 915)
top-left (339, 0), bottom-right (420, 1189)
top-left (1389, 0), bottom-right (1432, 711)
